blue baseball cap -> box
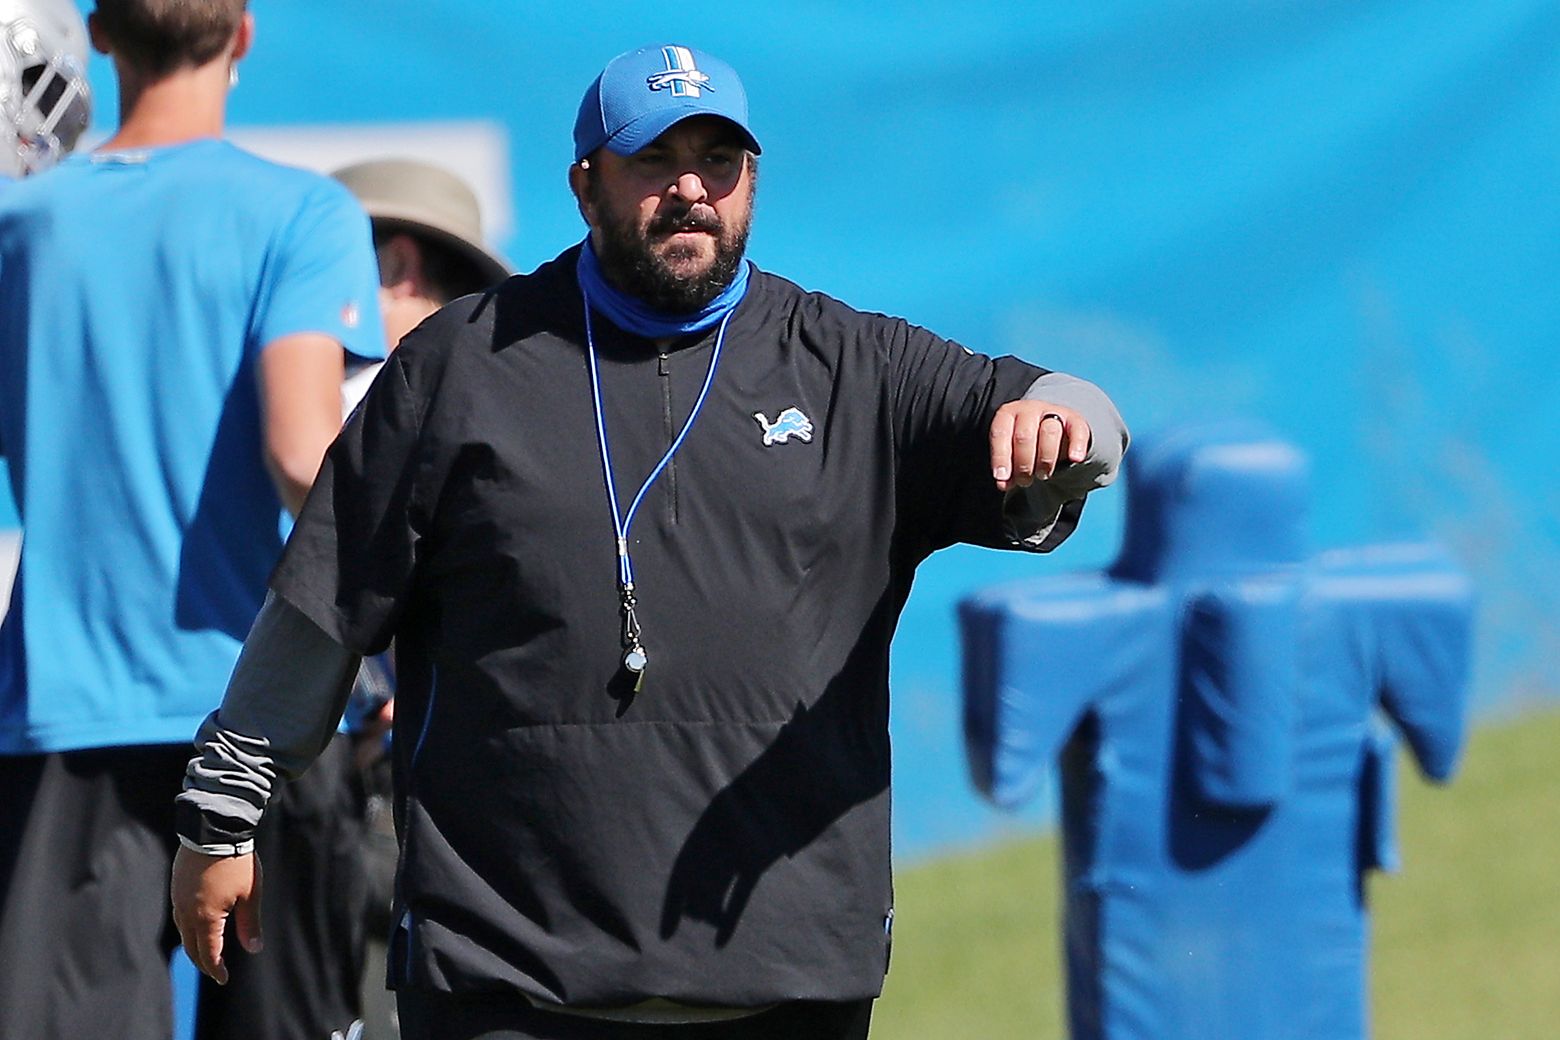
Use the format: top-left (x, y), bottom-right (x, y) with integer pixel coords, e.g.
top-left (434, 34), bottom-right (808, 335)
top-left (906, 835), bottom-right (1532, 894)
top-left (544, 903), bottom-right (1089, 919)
top-left (573, 44), bottom-right (762, 161)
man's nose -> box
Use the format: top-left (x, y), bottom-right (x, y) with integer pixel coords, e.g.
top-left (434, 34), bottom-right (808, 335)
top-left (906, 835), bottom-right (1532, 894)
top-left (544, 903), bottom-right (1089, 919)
top-left (668, 171), bottom-right (707, 204)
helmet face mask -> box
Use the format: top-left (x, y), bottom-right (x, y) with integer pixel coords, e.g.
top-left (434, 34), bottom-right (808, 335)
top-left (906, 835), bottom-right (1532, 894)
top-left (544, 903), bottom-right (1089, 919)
top-left (1, 0), bottom-right (92, 179)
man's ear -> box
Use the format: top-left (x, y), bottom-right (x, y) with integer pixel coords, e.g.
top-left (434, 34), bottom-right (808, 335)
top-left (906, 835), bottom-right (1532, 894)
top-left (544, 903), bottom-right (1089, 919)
top-left (379, 233), bottom-right (425, 299)
top-left (230, 12), bottom-right (255, 63)
top-left (86, 12), bottom-right (111, 56)
top-left (568, 160), bottom-right (596, 227)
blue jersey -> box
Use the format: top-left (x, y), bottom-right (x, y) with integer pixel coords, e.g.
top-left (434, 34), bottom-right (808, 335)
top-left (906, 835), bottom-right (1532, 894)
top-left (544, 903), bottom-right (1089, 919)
top-left (0, 139), bottom-right (386, 753)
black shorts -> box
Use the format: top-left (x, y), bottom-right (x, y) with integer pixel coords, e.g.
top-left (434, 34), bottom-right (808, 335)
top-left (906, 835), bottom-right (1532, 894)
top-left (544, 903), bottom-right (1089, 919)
top-left (0, 737), bottom-right (371, 1040)
top-left (397, 989), bottom-right (874, 1040)
top-left (0, 745), bottom-right (189, 1040)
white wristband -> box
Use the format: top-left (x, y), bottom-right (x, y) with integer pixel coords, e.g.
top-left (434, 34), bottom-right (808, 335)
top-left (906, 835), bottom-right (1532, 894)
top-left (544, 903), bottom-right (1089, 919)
top-left (177, 833), bottom-right (255, 858)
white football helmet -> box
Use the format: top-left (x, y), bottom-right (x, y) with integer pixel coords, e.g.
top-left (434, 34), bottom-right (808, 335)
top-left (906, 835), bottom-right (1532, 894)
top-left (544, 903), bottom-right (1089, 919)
top-left (1, 0), bottom-right (91, 178)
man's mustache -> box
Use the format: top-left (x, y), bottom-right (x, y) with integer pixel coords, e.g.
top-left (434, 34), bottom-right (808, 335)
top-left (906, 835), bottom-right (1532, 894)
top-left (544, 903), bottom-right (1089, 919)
top-left (648, 207), bottom-right (723, 237)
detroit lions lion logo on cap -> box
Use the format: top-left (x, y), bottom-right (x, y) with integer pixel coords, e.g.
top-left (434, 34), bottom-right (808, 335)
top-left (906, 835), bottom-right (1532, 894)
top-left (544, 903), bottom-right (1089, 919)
top-left (646, 46), bottom-right (713, 97)
top-left (754, 407), bottom-right (813, 447)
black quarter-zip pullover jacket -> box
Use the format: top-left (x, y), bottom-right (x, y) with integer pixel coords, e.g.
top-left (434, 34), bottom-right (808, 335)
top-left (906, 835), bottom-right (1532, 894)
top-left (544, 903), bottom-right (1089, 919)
top-left (267, 245), bottom-right (1115, 1007)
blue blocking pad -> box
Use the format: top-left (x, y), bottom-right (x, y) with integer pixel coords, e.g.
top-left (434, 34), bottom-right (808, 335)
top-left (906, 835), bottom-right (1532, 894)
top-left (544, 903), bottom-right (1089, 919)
top-left (1181, 579), bottom-right (1300, 809)
top-left (961, 574), bottom-right (1172, 810)
top-left (1311, 544), bottom-right (1475, 783)
top-left (1358, 717), bottom-right (1400, 874)
top-left (960, 423), bottom-right (1473, 1040)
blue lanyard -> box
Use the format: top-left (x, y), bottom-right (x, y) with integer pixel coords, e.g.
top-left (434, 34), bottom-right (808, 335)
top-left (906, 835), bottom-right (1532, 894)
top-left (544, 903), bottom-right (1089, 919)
top-left (582, 287), bottom-right (731, 687)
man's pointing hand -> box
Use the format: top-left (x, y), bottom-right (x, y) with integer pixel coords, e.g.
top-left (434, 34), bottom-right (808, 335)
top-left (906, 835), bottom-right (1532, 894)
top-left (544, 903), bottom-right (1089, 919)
top-left (990, 400), bottom-right (1091, 492)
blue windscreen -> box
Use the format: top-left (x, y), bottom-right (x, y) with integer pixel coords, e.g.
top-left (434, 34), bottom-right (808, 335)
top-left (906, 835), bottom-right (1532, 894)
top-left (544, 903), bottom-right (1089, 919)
top-left (54, 0), bottom-right (1560, 854)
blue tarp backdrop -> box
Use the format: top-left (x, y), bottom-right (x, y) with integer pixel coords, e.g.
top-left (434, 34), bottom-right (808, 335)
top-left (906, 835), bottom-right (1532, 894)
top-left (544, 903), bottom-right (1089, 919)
top-left (9, 1), bottom-right (1555, 857)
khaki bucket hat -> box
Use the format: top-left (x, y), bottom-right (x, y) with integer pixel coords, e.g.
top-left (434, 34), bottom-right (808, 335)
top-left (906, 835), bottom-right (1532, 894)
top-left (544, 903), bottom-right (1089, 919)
top-left (332, 158), bottom-right (511, 288)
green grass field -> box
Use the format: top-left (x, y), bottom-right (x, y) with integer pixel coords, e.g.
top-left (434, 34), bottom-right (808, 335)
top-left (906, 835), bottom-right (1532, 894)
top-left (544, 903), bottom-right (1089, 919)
top-left (872, 707), bottom-right (1560, 1039)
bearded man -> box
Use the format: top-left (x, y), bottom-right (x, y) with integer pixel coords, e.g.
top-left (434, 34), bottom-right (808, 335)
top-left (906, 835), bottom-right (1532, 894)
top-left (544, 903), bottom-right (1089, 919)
top-left (172, 44), bottom-right (1128, 1040)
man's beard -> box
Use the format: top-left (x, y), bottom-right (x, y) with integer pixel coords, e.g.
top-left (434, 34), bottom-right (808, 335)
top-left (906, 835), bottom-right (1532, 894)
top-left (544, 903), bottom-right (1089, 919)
top-left (591, 186), bottom-right (753, 314)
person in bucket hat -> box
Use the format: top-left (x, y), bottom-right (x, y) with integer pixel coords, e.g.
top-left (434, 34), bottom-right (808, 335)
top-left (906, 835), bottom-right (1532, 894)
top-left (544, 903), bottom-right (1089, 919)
top-left (332, 157), bottom-right (512, 412)
top-left (200, 157), bottom-right (514, 1040)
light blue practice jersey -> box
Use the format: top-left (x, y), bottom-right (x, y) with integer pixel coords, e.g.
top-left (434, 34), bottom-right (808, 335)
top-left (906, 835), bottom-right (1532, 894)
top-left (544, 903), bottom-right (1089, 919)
top-left (0, 139), bottom-right (386, 753)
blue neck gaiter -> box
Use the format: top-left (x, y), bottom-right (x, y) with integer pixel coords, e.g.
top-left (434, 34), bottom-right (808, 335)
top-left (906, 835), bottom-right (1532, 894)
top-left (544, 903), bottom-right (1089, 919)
top-left (576, 237), bottom-right (751, 339)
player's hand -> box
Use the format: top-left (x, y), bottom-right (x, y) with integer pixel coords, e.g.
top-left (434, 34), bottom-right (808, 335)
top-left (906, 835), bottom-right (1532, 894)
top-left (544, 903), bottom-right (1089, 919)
top-left (170, 846), bottom-right (263, 985)
top-left (990, 400), bottom-right (1091, 492)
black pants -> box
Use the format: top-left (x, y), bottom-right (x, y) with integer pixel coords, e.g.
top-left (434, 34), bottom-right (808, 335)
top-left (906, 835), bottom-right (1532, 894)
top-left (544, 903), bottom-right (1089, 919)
top-left (398, 990), bottom-right (874, 1040)
top-left (0, 739), bottom-right (370, 1040)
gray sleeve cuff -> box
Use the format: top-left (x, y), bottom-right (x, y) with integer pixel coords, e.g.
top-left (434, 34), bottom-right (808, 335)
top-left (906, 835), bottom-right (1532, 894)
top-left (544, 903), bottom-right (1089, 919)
top-left (1025, 371), bottom-right (1129, 486)
top-left (1003, 372), bottom-right (1130, 551)
top-left (175, 591), bottom-right (362, 850)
